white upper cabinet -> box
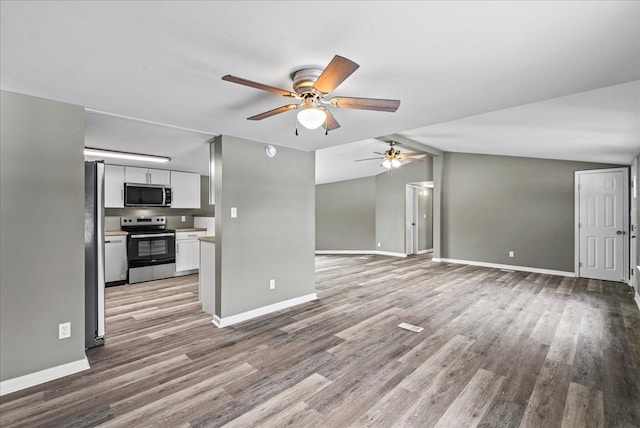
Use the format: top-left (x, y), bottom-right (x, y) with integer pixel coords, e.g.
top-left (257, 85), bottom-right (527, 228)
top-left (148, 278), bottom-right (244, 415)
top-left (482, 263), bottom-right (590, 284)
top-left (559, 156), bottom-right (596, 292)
top-left (149, 169), bottom-right (171, 185)
top-left (171, 171), bottom-right (201, 209)
top-left (104, 164), bottom-right (125, 208)
top-left (125, 166), bottom-right (170, 185)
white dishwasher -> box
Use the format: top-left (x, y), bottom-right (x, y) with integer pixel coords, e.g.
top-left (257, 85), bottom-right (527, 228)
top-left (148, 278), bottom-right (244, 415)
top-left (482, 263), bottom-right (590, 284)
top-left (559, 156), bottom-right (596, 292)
top-left (175, 230), bottom-right (206, 275)
top-left (105, 235), bottom-right (127, 286)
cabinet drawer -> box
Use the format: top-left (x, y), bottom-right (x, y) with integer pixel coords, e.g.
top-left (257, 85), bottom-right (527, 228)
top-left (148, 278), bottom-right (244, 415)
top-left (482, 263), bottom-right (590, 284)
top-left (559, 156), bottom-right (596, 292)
top-left (176, 231), bottom-right (206, 240)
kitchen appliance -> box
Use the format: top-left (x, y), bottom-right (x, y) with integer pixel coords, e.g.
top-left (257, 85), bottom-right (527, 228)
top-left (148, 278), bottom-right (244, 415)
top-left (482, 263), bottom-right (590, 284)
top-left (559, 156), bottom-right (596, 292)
top-left (124, 183), bottom-right (172, 207)
top-left (121, 216), bottom-right (176, 283)
top-left (85, 161), bottom-right (106, 349)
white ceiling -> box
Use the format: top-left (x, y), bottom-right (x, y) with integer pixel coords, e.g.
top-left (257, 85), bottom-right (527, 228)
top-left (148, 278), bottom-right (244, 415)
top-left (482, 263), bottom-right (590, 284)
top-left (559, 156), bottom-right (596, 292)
top-left (1, 1), bottom-right (638, 181)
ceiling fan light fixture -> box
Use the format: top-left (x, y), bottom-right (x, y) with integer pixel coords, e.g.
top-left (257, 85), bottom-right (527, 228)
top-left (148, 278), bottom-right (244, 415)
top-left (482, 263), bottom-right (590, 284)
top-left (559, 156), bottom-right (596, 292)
top-left (297, 102), bottom-right (326, 130)
top-left (391, 159), bottom-right (402, 168)
top-left (382, 159), bottom-right (392, 169)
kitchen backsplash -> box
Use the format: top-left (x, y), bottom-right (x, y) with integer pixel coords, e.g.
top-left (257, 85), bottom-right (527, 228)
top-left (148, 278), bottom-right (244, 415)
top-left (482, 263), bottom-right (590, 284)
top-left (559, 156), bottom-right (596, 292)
top-left (105, 214), bottom-right (212, 230)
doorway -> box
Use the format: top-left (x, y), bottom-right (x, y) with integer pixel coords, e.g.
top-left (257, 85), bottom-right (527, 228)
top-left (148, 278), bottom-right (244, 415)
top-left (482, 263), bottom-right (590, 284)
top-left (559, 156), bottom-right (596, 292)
top-left (575, 168), bottom-right (629, 282)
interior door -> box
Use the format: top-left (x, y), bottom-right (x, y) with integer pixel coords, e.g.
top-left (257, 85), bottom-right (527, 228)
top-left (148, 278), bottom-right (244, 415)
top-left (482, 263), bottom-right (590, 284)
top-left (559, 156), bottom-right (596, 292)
top-left (631, 158), bottom-right (638, 292)
top-left (406, 186), bottom-right (417, 255)
top-left (577, 169), bottom-right (628, 282)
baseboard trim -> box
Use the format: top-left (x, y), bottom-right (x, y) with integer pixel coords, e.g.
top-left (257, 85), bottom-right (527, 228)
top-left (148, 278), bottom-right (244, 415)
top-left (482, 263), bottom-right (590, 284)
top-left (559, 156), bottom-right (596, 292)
top-left (212, 293), bottom-right (318, 328)
top-left (0, 357), bottom-right (90, 396)
top-left (635, 292), bottom-right (640, 311)
top-left (315, 250), bottom-right (406, 258)
top-left (432, 258), bottom-right (575, 277)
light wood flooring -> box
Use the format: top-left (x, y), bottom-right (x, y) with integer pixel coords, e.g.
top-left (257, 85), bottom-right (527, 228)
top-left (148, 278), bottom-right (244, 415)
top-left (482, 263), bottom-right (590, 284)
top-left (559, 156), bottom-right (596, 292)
top-left (1, 254), bottom-right (639, 427)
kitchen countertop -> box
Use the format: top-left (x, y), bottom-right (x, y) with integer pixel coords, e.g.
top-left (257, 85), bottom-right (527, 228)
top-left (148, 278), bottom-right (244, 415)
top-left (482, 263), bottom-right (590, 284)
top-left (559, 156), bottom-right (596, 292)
top-left (175, 228), bottom-right (208, 233)
top-left (199, 236), bottom-right (216, 243)
top-left (105, 230), bottom-right (128, 236)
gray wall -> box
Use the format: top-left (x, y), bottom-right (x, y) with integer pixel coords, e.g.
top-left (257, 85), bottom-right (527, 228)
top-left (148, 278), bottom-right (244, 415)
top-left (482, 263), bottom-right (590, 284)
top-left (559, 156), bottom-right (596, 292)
top-left (315, 159), bottom-right (433, 254)
top-left (316, 176), bottom-right (376, 250)
top-left (375, 160), bottom-right (433, 254)
top-left (213, 135), bottom-right (315, 318)
top-left (441, 152), bottom-right (621, 272)
top-left (1, 91), bottom-right (86, 381)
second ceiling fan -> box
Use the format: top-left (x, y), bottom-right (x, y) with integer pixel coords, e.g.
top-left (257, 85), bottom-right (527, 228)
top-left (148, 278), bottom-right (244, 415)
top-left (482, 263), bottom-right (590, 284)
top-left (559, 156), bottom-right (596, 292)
top-left (222, 55), bottom-right (400, 133)
top-left (355, 141), bottom-right (425, 169)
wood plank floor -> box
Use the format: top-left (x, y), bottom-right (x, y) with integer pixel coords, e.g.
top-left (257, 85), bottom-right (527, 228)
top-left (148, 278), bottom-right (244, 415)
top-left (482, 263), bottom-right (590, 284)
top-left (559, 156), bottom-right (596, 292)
top-left (1, 254), bottom-right (639, 427)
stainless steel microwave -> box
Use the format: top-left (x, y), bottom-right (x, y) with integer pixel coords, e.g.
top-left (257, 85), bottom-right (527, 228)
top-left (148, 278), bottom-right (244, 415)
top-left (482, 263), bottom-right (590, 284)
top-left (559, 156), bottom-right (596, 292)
top-left (124, 183), bottom-right (172, 207)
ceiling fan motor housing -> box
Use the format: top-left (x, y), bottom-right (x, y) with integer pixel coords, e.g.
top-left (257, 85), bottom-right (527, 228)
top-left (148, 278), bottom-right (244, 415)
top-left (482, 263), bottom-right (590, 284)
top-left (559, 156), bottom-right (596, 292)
top-left (291, 68), bottom-right (324, 96)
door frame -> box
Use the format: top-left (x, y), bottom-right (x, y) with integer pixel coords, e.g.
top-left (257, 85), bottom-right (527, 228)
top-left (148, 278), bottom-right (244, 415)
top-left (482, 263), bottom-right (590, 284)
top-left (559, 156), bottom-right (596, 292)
top-left (574, 167), bottom-right (629, 282)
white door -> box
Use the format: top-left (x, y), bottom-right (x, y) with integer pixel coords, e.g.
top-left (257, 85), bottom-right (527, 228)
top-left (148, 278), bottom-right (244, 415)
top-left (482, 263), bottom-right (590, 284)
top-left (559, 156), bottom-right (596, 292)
top-left (631, 159), bottom-right (638, 292)
top-left (577, 169), bottom-right (628, 282)
top-left (406, 186), bottom-right (417, 255)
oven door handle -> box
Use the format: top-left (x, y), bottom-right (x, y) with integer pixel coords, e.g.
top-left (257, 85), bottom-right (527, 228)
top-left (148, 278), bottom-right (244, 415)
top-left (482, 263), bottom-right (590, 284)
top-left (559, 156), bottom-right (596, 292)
top-left (130, 233), bottom-right (175, 239)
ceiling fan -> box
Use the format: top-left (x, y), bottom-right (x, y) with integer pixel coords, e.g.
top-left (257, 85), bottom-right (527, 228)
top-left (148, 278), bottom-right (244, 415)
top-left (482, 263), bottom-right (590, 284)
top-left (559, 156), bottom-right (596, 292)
top-left (222, 55), bottom-right (400, 133)
top-left (355, 141), bottom-right (424, 169)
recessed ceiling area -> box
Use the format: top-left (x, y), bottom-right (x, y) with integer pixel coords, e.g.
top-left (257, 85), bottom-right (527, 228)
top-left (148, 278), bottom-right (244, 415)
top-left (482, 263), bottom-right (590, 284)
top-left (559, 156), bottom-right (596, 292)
top-left (1, 1), bottom-right (638, 182)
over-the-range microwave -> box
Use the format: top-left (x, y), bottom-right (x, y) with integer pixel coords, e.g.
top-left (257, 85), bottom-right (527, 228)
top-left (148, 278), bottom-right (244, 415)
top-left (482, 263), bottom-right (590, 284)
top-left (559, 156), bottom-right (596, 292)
top-left (124, 183), bottom-right (172, 207)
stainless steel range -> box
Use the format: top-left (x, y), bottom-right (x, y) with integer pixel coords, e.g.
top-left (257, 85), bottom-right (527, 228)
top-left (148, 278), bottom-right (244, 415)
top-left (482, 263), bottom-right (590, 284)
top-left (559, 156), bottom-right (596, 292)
top-left (121, 216), bottom-right (176, 284)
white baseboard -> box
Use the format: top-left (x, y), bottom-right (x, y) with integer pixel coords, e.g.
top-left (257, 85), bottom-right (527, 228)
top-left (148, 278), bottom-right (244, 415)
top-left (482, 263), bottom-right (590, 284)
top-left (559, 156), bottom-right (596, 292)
top-left (0, 357), bottom-right (90, 396)
top-left (432, 258), bottom-right (575, 277)
top-left (213, 293), bottom-right (318, 328)
top-left (315, 250), bottom-right (407, 258)
top-left (635, 292), bottom-right (640, 311)
top-left (417, 249), bottom-right (434, 255)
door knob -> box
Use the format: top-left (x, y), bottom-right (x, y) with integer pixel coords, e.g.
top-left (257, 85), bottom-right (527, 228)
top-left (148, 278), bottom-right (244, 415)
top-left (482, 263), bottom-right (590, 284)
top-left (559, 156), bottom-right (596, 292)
top-left (616, 230), bottom-right (625, 235)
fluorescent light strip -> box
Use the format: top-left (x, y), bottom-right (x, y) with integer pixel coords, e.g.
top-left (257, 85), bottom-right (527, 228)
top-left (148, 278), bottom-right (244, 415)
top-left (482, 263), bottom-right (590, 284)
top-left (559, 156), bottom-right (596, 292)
top-left (84, 148), bottom-right (170, 163)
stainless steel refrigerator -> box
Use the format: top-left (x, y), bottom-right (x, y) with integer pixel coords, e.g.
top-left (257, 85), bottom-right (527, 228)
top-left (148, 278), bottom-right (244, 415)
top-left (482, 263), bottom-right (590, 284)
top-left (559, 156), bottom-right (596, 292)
top-left (85, 161), bottom-right (106, 348)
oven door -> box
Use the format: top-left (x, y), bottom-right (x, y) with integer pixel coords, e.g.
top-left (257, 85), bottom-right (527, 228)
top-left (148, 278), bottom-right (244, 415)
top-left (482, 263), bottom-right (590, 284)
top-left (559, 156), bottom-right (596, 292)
top-left (127, 233), bottom-right (176, 268)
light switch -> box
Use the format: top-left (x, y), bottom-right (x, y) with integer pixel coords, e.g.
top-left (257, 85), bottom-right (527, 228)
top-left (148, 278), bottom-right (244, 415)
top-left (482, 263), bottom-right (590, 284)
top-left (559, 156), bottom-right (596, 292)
top-left (231, 207), bottom-right (237, 218)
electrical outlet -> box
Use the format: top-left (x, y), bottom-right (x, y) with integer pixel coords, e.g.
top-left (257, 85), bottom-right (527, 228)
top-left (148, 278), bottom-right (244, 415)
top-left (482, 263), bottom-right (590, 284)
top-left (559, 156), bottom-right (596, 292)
top-left (509, 251), bottom-right (514, 258)
top-left (231, 207), bottom-right (237, 218)
top-left (377, 242), bottom-right (381, 248)
top-left (181, 216), bottom-right (186, 222)
top-left (269, 279), bottom-right (275, 290)
top-left (58, 322), bottom-right (71, 339)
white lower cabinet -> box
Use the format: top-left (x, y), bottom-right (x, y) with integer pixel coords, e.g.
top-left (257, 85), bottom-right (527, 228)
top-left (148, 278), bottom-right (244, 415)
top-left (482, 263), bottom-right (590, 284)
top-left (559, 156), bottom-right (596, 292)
top-left (105, 236), bottom-right (127, 284)
top-left (176, 231), bottom-right (206, 274)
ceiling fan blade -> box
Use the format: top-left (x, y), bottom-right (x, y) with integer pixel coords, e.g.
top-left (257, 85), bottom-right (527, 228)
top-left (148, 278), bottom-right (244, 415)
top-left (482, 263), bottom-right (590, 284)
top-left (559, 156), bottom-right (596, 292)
top-left (247, 104), bottom-right (298, 121)
top-left (222, 75), bottom-right (297, 98)
top-left (323, 108), bottom-right (341, 131)
top-left (330, 97), bottom-right (400, 112)
top-left (312, 55), bottom-right (360, 95)
top-left (354, 157), bottom-right (383, 162)
top-left (402, 157), bottom-right (424, 163)
top-left (399, 152), bottom-right (424, 156)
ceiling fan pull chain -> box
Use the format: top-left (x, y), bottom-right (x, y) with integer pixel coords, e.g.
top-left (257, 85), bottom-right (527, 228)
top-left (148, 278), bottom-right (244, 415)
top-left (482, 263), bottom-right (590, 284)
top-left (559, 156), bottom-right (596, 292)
top-left (295, 126), bottom-right (299, 136)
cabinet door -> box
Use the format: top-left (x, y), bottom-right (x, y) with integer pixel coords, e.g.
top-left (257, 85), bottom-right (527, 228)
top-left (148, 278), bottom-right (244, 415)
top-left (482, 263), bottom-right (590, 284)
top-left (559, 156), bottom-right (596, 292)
top-left (170, 171), bottom-right (201, 209)
top-left (104, 165), bottom-right (125, 208)
top-left (149, 168), bottom-right (171, 185)
top-left (105, 238), bottom-right (127, 283)
top-left (176, 239), bottom-right (200, 272)
top-left (124, 166), bottom-right (149, 184)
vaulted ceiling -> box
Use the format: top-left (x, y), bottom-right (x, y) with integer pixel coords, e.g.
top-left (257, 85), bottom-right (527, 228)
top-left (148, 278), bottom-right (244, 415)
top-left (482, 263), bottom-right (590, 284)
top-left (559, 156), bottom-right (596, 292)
top-left (1, 1), bottom-right (638, 181)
